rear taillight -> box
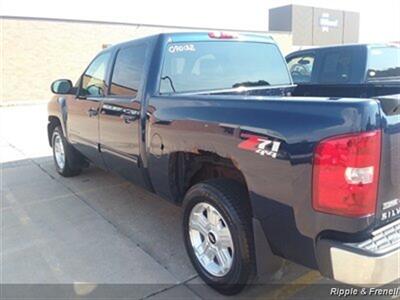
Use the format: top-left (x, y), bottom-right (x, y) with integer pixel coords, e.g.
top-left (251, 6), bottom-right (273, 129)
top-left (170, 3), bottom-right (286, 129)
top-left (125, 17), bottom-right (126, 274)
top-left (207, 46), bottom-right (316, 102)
top-left (312, 130), bottom-right (381, 217)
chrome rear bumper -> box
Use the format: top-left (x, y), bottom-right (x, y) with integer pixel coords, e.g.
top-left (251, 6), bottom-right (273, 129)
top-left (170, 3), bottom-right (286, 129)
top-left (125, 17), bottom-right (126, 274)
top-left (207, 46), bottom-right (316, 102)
top-left (317, 219), bottom-right (400, 286)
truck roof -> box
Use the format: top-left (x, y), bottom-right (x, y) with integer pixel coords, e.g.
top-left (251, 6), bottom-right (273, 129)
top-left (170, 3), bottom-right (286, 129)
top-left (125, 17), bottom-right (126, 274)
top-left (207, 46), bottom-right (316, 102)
top-left (104, 31), bottom-right (276, 52)
top-left (159, 31), bottom-right (276, 43)
top-left (287, 43), bottom-right (399, 56)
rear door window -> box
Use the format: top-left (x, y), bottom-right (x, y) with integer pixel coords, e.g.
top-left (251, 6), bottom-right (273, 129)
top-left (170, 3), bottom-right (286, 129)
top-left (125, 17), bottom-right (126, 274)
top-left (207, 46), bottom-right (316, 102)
top-left (319, 49), bottom-right (353, 84)
top-left (109, 44), bottom-right (147, 98)
top-left (287, 54), bottom-right (315, 83)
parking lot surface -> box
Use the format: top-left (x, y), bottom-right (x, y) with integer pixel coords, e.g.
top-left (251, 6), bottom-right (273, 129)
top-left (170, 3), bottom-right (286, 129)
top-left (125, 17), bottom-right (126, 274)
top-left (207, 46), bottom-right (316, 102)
top-left (0, 104), bottom-right (396, 299)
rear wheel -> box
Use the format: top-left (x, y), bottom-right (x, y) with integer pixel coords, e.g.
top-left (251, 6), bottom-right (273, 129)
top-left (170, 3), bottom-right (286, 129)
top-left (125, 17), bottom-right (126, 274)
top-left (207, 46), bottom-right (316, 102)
top-left (182, 179), bottom-right (254, 295)
top-left (51, 126), bottom-right (83, 177)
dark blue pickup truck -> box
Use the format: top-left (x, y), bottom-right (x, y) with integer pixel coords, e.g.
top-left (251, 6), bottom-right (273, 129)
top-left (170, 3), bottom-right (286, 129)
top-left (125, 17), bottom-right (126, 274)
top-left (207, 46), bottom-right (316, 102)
top-left (48, 33), bottom-right (400, 294)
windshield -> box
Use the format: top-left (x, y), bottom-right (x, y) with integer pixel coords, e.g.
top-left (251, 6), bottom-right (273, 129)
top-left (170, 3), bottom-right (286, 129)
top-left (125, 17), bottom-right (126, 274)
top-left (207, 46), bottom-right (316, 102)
top-left (367, 46), bottom-right (400, 81)
top-left (160, 41), bottom-right (291, 93)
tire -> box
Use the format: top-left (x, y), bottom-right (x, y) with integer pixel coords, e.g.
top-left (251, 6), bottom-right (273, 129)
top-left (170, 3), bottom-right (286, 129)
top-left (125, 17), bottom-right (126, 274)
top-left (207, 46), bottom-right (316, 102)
top-left (182, 178), bottom-right (255, 295)
top-left (51, 126), bottom-right (83, 177)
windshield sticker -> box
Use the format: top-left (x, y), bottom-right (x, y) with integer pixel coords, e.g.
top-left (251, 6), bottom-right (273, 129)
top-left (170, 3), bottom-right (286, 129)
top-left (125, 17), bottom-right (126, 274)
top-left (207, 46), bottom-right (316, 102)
top-left (168, 44), bottom-right (196, 53)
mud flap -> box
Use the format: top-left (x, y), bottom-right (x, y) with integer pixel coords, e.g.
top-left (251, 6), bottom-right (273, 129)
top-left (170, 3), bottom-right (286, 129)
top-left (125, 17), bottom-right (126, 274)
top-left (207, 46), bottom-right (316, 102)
top-left (252, 217), bottom-right (284, 282)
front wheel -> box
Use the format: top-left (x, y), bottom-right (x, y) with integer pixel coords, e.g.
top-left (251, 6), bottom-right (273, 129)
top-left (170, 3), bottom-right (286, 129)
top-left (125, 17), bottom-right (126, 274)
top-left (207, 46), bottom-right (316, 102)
top-left (52, 126), bottom-right (83, 177)
top-left (182, 179), bottom-right (255, 295)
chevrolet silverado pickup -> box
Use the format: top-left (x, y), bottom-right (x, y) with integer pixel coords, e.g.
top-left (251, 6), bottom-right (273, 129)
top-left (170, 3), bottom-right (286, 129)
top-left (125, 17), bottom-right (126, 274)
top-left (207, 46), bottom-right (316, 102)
top-left (48, 32), bottom-right (400, 294)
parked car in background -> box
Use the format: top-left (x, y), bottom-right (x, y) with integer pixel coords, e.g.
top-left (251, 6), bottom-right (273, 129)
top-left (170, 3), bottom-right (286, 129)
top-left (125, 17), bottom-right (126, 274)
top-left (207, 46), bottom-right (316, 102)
top-left (286, 43), bottom-right (400, 98)
top-left (48, 33), bottom-right (400, 294)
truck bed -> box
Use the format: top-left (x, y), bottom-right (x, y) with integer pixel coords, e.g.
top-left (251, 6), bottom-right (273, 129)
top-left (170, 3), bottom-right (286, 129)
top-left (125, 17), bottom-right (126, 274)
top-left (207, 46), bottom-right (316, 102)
top-left (146, 93), bottom-right (399, 267)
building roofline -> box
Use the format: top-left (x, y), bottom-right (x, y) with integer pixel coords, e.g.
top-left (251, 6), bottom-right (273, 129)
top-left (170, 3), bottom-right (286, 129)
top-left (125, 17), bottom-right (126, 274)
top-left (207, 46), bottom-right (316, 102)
top-left (269, 4), bottom-right (359, 15)
top-left (0, 15), bottom-right (292, 35)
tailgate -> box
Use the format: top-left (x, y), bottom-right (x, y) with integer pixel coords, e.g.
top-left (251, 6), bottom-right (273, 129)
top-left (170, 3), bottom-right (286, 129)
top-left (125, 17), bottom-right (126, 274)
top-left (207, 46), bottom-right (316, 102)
top-left (376, 94), bottom-right (400, 225)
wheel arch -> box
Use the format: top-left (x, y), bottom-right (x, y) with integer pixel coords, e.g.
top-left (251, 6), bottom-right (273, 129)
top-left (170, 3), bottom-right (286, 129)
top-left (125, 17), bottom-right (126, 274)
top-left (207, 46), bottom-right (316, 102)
top-left (171, 151), bottom-right (285, 279)
top-left (169, 151), bottom-right (251, 209)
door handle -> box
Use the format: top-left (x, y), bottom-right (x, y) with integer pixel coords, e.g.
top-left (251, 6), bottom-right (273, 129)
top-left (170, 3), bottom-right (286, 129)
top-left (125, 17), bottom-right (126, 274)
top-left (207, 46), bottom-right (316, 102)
top-left (87, 107), bottom-right (98, 117)
top-left (121, 111), bottom-right (139, 124)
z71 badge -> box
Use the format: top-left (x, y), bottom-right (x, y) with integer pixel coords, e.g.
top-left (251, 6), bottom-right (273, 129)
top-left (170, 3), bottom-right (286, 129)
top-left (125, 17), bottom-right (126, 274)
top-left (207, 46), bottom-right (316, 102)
top-left (238, 134), bottom-right (281, 158)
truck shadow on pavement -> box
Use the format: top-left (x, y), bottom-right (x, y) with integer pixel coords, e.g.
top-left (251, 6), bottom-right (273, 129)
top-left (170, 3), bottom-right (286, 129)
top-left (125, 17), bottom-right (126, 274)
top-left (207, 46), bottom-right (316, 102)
top-left (1, 155), bottom-right (330, 299)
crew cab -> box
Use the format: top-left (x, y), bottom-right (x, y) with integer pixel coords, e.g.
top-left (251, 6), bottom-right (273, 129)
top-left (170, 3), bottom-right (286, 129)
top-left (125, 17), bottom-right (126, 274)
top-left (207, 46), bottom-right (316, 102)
top-left (48, 33), bottom-right (400, 294)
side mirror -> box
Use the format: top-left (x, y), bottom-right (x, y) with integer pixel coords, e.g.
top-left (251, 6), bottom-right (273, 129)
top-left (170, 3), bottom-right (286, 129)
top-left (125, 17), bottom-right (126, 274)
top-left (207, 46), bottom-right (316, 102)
top-left (86, 84), bottom-right (104, 97)
top-left (51, 79), bottom-right (73, 94)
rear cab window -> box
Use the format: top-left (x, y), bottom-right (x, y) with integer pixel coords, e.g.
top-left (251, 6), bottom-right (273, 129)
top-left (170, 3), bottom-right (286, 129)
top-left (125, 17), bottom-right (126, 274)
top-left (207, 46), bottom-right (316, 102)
top-left (367, 46), bottom-right (400, 82)
top-left (159, 41), bottom-right (291, 94)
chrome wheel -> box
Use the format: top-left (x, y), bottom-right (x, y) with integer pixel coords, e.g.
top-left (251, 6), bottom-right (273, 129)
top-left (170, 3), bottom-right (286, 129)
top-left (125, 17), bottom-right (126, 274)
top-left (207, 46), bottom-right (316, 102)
top-left (53, 133), bottom-right (65, 169)
top-left (189, 202), bottom-right (234, 277)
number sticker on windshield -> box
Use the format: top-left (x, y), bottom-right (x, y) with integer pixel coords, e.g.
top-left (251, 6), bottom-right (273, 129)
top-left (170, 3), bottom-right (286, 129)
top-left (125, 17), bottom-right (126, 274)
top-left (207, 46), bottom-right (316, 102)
top-left (168, 44), bottom-right (196, 53)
